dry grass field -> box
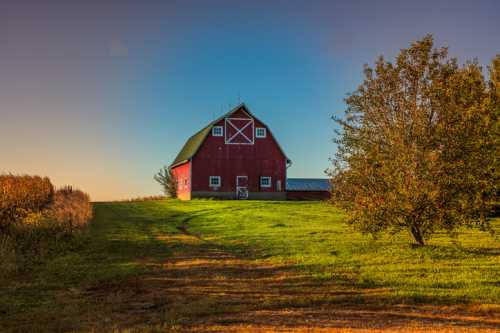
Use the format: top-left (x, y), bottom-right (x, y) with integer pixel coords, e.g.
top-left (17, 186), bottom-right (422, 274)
top-left (1, 199), bottom-right (499, 332)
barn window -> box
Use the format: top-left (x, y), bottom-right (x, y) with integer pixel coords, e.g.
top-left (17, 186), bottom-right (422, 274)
top-left (212, 126), bottom-right (223, 137)
top-left (260, 176), bottom-right (271, 188)
top-left (256, 127), bottom-right (266, 138)
top-left (209, 176), bottom-right (221, 187)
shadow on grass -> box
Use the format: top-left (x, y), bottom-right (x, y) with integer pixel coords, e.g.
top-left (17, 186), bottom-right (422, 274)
top-left (2, 201), bottom-right (498, 333)
top-left (0, 202), bottom-right (182, 332)
top-left (107, 235), bottom-right (500, 332)
top-left (409, 243), bottom-right (500, 260)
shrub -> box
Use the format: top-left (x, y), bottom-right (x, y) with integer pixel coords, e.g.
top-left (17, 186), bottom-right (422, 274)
top-left (0, 212), bottom-right (82, 278)
top-left (0, 178), bottom-right (92, 279)
top-left (46, 186), bottom-right (92, 233)
top-left (154, 166), bottom-right (178, 198)
top-left (0, 174), bottom-right (54, 230)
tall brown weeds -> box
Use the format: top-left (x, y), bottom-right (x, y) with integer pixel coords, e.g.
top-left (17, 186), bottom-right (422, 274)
top-left (47, 186), bottom-right (93, 233)
top-left (0, 176), bottom-right (92, 278)
top-left (0, 174), bottom-right (53, 230)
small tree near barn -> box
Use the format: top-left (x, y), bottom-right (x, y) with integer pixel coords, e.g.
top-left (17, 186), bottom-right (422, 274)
top-left (154, 166), bottom-right (178, 198)
top-left (330, 35), bottom-right (499, 245)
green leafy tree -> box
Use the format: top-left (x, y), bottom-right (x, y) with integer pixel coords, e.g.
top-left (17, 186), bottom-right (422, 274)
top-left (487, 55), bottom-right (500, 208)
top-left (154, 166), bottom-right (178, 198)
top-left (330, 35), bottom-right (498, 245)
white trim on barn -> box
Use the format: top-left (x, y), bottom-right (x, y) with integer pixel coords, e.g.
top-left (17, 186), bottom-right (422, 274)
top-left (260, 176), bottom-right (272, 188)
top-left (225, 117), bottom-right (255, 145)
top-left (236, 175), bottom-right (249, 199)
top-left (256, 127), bottom-right (267, 138)
top-left (209, 176), bottom-right (221, 187)
top-left (212, 126), bottom-right (223, 137)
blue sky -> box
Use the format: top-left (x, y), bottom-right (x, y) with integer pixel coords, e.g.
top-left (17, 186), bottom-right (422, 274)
top-left (1, 0), bottom-right (499, 200)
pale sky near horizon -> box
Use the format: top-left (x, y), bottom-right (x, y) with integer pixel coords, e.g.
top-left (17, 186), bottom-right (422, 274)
top-left (1, 0), bottom-right (499, 201)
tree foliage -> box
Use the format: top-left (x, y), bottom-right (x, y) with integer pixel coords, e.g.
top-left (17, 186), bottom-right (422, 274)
top-left (330, 35), bottom-right (499, 245)
top-left (154, 166), bottom-right (178, 198)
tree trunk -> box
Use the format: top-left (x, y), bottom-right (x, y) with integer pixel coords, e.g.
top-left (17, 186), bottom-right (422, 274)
top-left (410, 225), bottom-right (425, 246)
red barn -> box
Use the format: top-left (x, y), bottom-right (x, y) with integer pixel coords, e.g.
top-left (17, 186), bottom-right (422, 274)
top-left (170, 103), bottom-right (290, 200)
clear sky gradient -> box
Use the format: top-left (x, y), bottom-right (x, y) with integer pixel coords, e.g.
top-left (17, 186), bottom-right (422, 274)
top-left (1, 0), bottom-right (499, 201)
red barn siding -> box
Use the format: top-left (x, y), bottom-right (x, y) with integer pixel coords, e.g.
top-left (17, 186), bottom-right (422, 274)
top-left (171, 161), bottom-right (191, 200)
top-left (191, 108), bottom-right (287, 199)
top-left (286, 191), bottom-right (331, 201)
top-left (170, 104), bottom-right (289, 200)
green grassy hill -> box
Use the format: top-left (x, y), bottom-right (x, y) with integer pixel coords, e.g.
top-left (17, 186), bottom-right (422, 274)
top-left (105, 199), bottom-right (500, 303)
top-left (1, 200), bottom-right (499, 332)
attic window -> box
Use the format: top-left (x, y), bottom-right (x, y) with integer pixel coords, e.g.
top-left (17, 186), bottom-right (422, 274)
top-left (212, 126), bottom-right (223, 137)
top-left (256, 127), bottom-right (266, 138)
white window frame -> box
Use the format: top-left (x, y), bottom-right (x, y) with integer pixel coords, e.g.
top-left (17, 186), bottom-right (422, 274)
top-left (260, 176), bottom-right (271, 188)
top-left (256, 127), bottom-right (267, 138)
top-left (209, 176), bottom-right (221, 187)
top-left (212, 126), bottom-right (223, 137)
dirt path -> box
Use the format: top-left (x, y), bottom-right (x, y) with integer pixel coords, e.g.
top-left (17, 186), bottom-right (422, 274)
top-left (91, 229), bottom-right (500, 333)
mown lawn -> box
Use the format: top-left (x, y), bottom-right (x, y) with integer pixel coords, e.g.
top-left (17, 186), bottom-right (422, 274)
top-left (166, 200), bottom-right (500, 303)
top-left (1, 199), bottom-right (499, 332)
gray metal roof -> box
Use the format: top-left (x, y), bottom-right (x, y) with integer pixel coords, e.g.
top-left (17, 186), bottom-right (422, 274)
top-left (286, 178), bottom-right (331, 191)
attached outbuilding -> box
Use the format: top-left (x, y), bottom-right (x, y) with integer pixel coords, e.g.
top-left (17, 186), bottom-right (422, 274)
top-left (286, 178), bottom-right (332, 201)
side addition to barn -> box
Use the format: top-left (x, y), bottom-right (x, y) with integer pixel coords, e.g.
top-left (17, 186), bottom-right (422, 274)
top-left (286, 178), bottom-right (331, 201)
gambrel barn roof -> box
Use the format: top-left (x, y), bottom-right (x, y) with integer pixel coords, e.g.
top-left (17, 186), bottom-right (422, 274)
top-left (170, 103), bottom-right (290, 168)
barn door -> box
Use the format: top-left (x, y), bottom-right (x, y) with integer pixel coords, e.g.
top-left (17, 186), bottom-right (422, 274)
top-left (236, 176), bottom-right (248, 199)
top-left (225, 118), bottom-right (254, 144)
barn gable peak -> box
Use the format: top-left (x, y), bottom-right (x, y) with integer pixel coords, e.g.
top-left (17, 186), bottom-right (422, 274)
top-left (221, 103), bottom-right (253, 119)
top-left (170, 103), bottom-right (289, 168)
